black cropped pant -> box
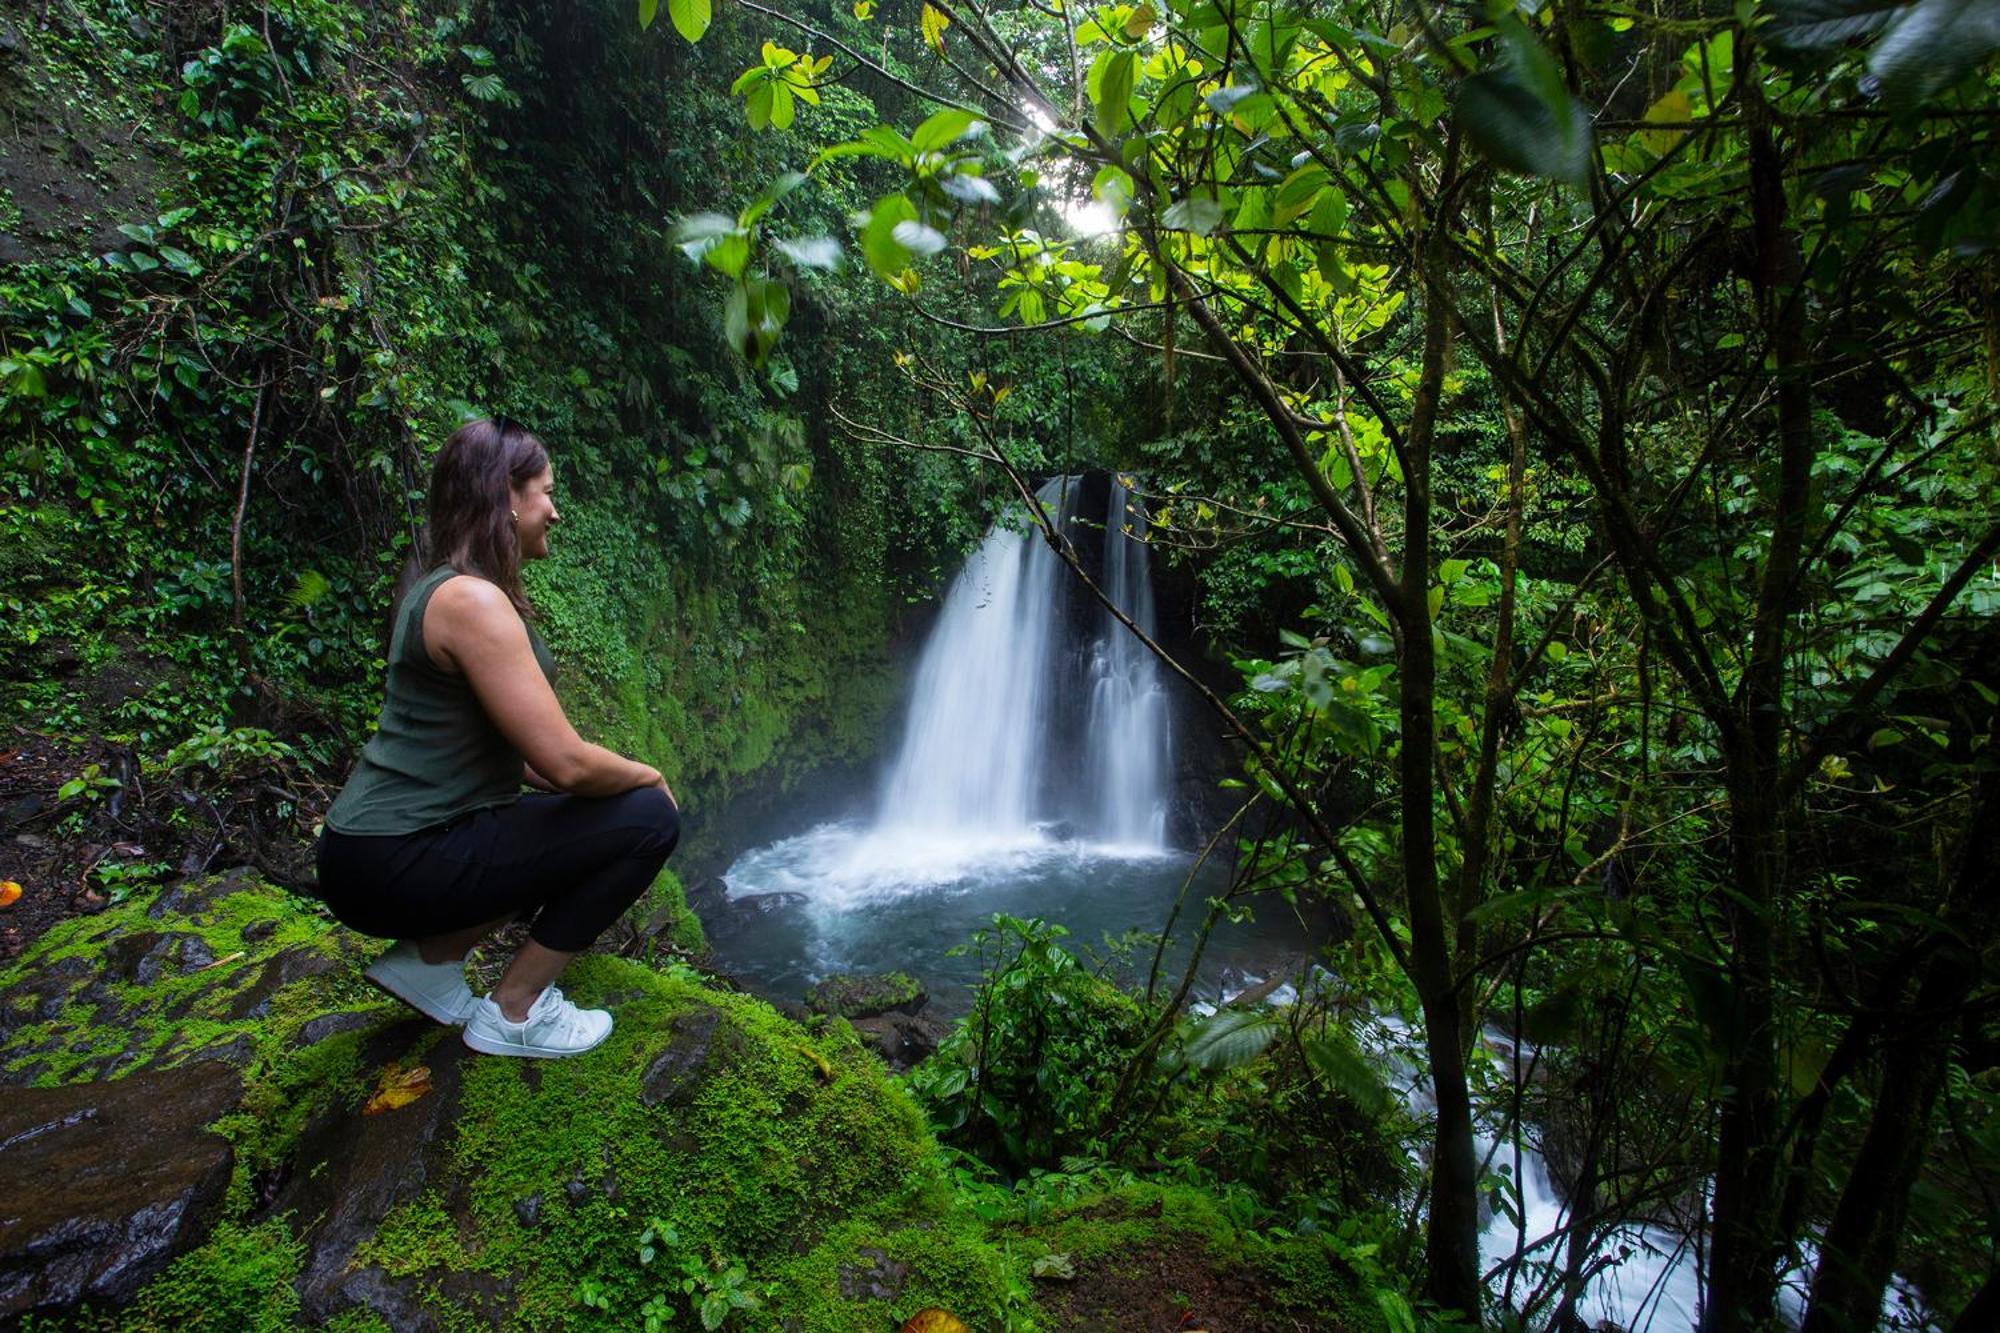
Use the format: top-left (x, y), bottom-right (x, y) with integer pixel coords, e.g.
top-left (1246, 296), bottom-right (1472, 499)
top-left (315, 787), bottom-right (681, 953)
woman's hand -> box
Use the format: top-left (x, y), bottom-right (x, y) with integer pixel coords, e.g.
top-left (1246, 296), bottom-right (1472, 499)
top-left (640, 766), bottom-right (678, 808)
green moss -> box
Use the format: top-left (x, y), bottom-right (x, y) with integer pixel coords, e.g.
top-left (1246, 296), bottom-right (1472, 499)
top-left (1019, 1182), bottom-right (1386, 1331)
top-left (2, 874), bottom-right (371, 1090)
top-left (319, 1315), bottom-right (392, 1333)
top-left (355, 1190), bottom-right (478, 1278)
top-left (771, 1214), bottom-right (1028, 1332)
top-left (120, 1220), bottom-right (303, 1332)
top-left (631, 866), bottom-right (706, 955)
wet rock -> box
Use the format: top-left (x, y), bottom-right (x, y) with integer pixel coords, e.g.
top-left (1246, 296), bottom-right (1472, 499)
top-left (102, 931), bottom-right (170, 985)
top-left (731, 891), bottom-right (807, 918)
top-left (684, 876), bottom-right (730, 917)
top-left (513, 1193), bottom-right (542, 1229)
top-left (273, 1029), bottom-right (470, 1325)
top-left (177, 936), bottom-right (216, 972)
top-left (146, 869), bottom-right (257, 923)
top-left (189, 1033), bottom-right (256, 1069)
top-left (804, 972), bottom-right (928, 1020)
top-left (1, 956), bottom-right (91, 1037)
top-left (563, 1175), bottom-right (591, 1209)
top-left (0, 1060), bottom-right (241, 1317)
top-left (850, 1010), bottom-right (952, 1073)
top-left (837, 1246), bottom-right (910, 1302)
top-left (297, 1011), bottom-right (375, 1048)
top-left (240, 918), bottom-right (277, 944)
top-left (225, 945), bottom-right (339, 1020)
top-left (639, 1006), bottom-right (746, 1110)
top-left (1, 792), bottom-right (45, 832)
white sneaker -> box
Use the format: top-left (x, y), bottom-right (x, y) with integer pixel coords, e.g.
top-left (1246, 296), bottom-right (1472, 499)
top-left (364, 942), bottom-right (476, 1025)
top-left (462, 986), bottom-right (613, 1058)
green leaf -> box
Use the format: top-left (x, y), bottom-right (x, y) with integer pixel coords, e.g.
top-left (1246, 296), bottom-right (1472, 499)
top-left (1867, 0), bottom-right (2000, 106)
top-left (1092, 49), bottom-right (1137, 135)
top-left (667, 0), bottom-right (711, 43)
top-left (910, 107), bottom-right (985, 152)
top-left (1184, 1008), bottom-right (1279, 1071)
top-left (1766, 0), bottom-right (1904, 50)
top-left (745, 79), bottom-right (776, 131)
top-left (861, 194), bottom-right (919, 279)
top-left (638, 0), bottom-right (659, 30)
top-left (1093, 164), bottom-right (1135, 215)
top-left (1302, 1030), bottom-right (1392, 1116)
top-left (768, 81), bottom-right (796, 130)
top-left (1161, 193), bottom-right (1225, 235)
top-left (920, 3), bottom-right (951, 52)
top-left (1455, 17), bottom-right (1594, 187)
top-left (740, 171), bottom-right (808, 226)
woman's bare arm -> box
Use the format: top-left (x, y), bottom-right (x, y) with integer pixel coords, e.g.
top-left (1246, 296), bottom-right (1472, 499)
top-left (426, 576), bottom-right (664, 798)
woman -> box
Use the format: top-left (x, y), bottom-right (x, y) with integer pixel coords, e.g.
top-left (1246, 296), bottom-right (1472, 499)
top-left (316, 416), bottom-right (680, 1058)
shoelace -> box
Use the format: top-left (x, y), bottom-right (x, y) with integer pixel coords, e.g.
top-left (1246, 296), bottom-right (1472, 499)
top-left (528, 987), bottom-right (593, 1043)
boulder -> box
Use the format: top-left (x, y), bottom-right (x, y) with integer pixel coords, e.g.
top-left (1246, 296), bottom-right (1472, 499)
top-left (850, 1010), bottom-right (952, 1072)
top-left (271, 1022), bottom-right (477, 1326)
top-left (639, 1004), bottom-right (747, 1109)
top-left (804, 972), bottom-right (928, 1021)
top-left (0, 1060), bottom-right (241, 1317)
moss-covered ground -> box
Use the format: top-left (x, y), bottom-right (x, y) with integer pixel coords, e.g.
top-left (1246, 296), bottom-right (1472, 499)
top-left (2, 875), bottom-right (1388, 1331)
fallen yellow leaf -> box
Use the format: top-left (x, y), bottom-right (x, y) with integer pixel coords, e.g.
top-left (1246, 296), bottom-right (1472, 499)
top-left (900, 1310), bottom-right (968, 1333)
top-left (0, 881), bottom-right (21, 909)
top-left (362, 1063), bottom-right (433, 1115)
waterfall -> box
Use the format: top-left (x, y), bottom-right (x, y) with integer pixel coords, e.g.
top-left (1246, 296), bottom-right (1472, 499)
top-left (1087, 479), bottom-right (1170, 846)
top-left (875, 475), bottom-right (1171, 849)
top-left (877, 483), bottom-right (1063, 838)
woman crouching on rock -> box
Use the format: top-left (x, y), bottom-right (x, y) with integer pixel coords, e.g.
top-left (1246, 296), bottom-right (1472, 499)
top-left (316, 416), bottom-right (680, 1058)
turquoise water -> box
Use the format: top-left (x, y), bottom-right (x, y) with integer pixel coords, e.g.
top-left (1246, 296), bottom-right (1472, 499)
top-left (708, 819), bottom-right (1321, 1016)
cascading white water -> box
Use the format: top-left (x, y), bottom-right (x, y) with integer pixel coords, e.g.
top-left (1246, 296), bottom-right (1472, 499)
top-left (877, 484), bottom-right (1062, 838)
top-left (877, 474), bottom-right (1169, 848)
top-left (725, 474), bottom-right (1179, 915)
top-left (1087, 479), bottom-right (1170, 847)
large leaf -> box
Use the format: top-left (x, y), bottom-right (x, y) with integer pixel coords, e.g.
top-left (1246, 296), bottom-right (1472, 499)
top-left (939, 171), bottom-right (1001, 205)
top-left (910, 107), bottom-right (985, 152)
top-left (1456, 17), bottom-right (1594, 187)
top-left (1867, 0), bottom-right (2000, 105)
top-left (1766, 0), bottom-right (1904, 49)
top-left (1161, 192), bottom-right (1225, 235)
top-left (1302, 1030), bottom-right (1392, 1117)
top-left (1183, 1008), bottom-right (1280, 1071)
top-left (861, 194), bottom-right (920, 278)
top-left (773, 235), bottom-right (843, 269)
top-left (1092, 48), bottom-right (1137, 135)
top-left (667, 0), bottom-right (711, 43)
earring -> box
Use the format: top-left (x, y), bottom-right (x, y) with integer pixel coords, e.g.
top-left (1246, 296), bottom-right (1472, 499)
top-left (510, 509), bottom-right (519, 521)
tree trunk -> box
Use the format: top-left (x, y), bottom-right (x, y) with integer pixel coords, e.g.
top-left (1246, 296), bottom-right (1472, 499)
top-left (1802, 712), bottom-right (2000, 1333)
top-left (1701, 79), bottom-right (1814, 1333)
top-left (1405, 204), bottom-right (1483, 1323)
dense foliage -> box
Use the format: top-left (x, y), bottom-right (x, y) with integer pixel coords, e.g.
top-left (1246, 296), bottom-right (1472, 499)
top-left (6, 0), bottom-right (1999, 1328)
top-left (661, 0), bottom-right (2000, 1328)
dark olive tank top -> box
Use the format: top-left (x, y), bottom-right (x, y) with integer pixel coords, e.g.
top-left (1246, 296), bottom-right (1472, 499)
top-left (324, 566), bottom-right (556, 835)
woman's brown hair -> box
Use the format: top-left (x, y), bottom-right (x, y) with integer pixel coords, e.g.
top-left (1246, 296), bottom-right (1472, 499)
top-left (415, 416), bottom-right (548, 618)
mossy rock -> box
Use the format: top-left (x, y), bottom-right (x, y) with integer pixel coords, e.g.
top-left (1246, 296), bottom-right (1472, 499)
top-left (804, 971), bottom-right (927, 1020)
top-left (1010, 1183), bottom-right (1389, 1332)
top-left (0, 874), bottom-right (1024, 1330)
